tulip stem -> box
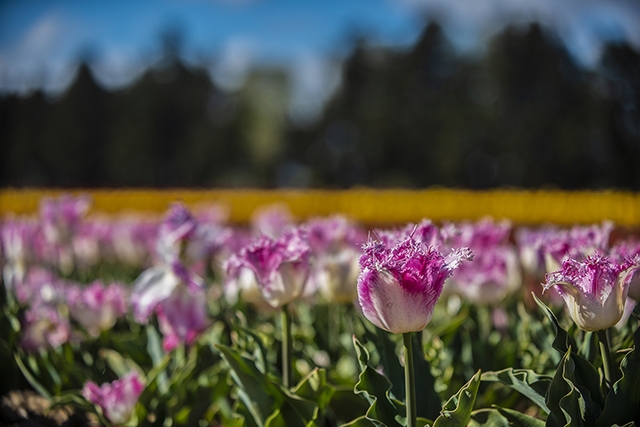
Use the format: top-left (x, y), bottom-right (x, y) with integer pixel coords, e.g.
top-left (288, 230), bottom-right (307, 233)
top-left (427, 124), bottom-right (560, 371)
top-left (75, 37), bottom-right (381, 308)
top-left (597, 329), bottom-right (617, 393)
top-left (403, 332), bottom-right (417, 427)
top-left (281, 305), bottom-right (292, 388)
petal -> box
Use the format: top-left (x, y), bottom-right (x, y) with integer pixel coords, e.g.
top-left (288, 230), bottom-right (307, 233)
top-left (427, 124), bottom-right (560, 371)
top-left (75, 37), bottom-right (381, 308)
top-left (359, 268), bottom-right (435, 334)
top-left (131, 266), bottom-right (179, 322)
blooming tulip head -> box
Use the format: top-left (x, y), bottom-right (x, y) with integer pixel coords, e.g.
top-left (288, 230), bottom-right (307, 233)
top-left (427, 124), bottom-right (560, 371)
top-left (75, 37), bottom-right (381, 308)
top-left (543, 254), bottom-right (640, 331)
top-left (39, 194), bottom-right (91, 244)
top-left (445, 219), bottom-right (520, 304)
top-left (82, 371), bottom-right (145, 425)
top-left (610, 239), bottom-right (640, 301)
top-left (304, 216), bottom-right (365, 303)
top-left (67, 281), bottom-right (128, 337)
top-left (21, 304), bottom-right (70, 351)
top-left (543, 222), bottom-right (613, 273)
top-left (1, 218), bottom-right (36, 291)
top-left (357, 235), bottom-right (472, 334)
top-left (225, 229), bottom-right (310, 308)
top-left (251, 204), bottom-right (294, 239)
top-left (156, 203), bottom-right (197, 263)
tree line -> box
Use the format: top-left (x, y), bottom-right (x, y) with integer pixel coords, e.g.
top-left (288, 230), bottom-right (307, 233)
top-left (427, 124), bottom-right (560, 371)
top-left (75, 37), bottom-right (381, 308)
top-left (1, 22), bottom-right (639, 189)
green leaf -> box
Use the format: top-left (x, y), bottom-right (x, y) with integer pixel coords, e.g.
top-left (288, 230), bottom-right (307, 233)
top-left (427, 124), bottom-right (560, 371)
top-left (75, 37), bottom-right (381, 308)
top-left (264, 394), bottom-right (317, 427)
top-left (362, 323), bottom-right (405, 401)
top-left (546, 348), bottom-right (598, 427)
top-left (14, 354), bottom-right (51, 398)
top-left (596, 326), bottom-right (640, 426)
top-left (352, 336), bottom-right (403, 427)
top-left (533, 294), bottom-right (574, 354)
top-left (433, 370), bottom-right (481, 427)
top-left (535, 295), bottom-right (604, 410)
top-left (468, 409), bottom-right (510, 427)
top-left (146, 324), bottom-right (168, 394)
top-left (494, 406), bottom-right (545, 427)
top-left (292, 368), bottom-right (335, 411)
top-left (99, 348), bottom-right (143, 378)
top-left (341, 415), bottom-right (376, 426)
top-left (412, 332), bottom-right (442, 421)
top-left (481, 368), bottom-right (551, 413)
top-left (216, 343), bottom-right (280, 426)
top-left (233, 321), bottom-right (271, 375)
top-left (329, 388), bottom-right (370, 424)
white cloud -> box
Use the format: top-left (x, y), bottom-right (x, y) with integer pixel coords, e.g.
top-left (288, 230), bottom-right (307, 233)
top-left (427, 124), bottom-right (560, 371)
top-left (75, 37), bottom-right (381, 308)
top-left (0, 11), bottom-right (72, 93)
top-left (288, 52), bottom-right (341, 125)
top-left (20, 14), bottom-right (62, 55)
top-left (211, 37), bottom-right (254, 90)
top-left (394, 0), bottom-right (640, 65)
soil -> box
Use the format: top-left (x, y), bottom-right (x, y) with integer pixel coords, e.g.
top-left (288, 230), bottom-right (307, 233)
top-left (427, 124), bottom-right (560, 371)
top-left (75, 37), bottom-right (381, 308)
top-left (0, 391), bottom-right (100, 427)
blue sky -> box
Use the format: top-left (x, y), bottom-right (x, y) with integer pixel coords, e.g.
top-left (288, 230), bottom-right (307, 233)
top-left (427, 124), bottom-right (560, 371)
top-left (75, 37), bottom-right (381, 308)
top-left (1, 0), bottom-right (639, 117)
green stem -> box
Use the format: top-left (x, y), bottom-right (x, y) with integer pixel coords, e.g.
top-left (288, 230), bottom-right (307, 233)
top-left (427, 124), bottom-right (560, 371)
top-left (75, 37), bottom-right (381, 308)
top-left (281, 305), bottom-right (292, 388)
top-left (403, 332), bottom-right (417, 427)
top-left (597, 329), bottom-right (617, 393)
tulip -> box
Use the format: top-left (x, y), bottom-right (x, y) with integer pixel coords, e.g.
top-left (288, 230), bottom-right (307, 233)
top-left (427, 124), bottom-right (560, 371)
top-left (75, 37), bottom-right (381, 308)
top-left (445, 219), bottom-right (520, 305)
top-left (357, 234), bottom-right (472, 427)
top-left (131, 260), bottom-right (208, 350)
top-left (225, 229), bottom-right (311, 308)
top-left (16, 267), bottom-right (62, 306)
top-left (21, 304), bottom-right (70, 351)
top-left (358, 235), bottom-right (472, 334)
top-left (82, 371), bottom-right (145, 425)
top-left (543, 254), bottom-right (640, 332)
top-left (1, 218), bottom-right (35, 295)
top-left (156, 203), bottom-right (197, 263)
top-left (544, 252), bottom-right (640, 390)
top-left (66, 281), bottom-right (128, 337)
top-left (39, 194), bottom-right (91, 274)
top-left (543, 222), bottom-right (613, 273)
top-left (610, 239), bottom-right (640, 301)
top-left (303, 216), bottom-right (365, 303)
top-left (110, 216), bottom-right (158, 268)
top-left (251, 204), bottom-right (294, 239)
top-left (224, 228), bottom-right (310, 387)
top-left (130, 204), bottom-right (209, 351)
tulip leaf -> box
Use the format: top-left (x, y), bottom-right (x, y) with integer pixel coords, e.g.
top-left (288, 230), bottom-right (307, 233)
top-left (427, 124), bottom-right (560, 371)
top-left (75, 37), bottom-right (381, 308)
top-left (412, 332), bottom-right (442, 421)
top-left (233, 321), bottom-right (271, 375)
top-left (595, 326), bottom-right (640, 426)
top-left (534, 294), bottom-right (604, 409)
top-left (352, 336), bottom-right (403, 427)
top-left (292, 368), bottom-right (335, 411)
top-left (216, 343), bottom-right (279, 426)
top-left (147, 324), bottom-right (168, 394)
top-left (532, 294), bottom-right (575, 355)
top-left (363, 324), bottom-right (405, 401)
top-left (433, 370), bottom-right (481, 427)
top-left (546, 347), bottom-right (604, 427)
top-left (14, 354), bottom-right (51, 398)
top-left (468, 409), bottom-right (510, 427)
top-left (264, 393), bottom-right (318, 427)
top-left (99, 348), bottom-right (143, 378)
top-left (341, 415), bottom-right (376, 426)
top-left (329, 388), bottom-right (370, 424)
top-left (481, 368), bottom-right (551, 413)
top-left (492, 406), bottom-right (545, 427)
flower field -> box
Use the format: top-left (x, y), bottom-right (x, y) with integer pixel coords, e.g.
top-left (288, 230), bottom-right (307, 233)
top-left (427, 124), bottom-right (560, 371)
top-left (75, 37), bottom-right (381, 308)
top-left (1, 192), bottom-right (640, 426)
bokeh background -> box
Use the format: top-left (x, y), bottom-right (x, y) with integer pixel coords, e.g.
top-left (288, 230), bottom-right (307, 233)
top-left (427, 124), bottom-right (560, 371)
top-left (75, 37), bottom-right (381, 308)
top-left (1, 0), bottom-right (639, 190)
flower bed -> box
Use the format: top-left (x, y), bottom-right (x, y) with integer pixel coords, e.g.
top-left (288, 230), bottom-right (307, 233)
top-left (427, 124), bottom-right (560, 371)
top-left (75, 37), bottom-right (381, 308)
top-left (1, 194), bottom-right (639, 426)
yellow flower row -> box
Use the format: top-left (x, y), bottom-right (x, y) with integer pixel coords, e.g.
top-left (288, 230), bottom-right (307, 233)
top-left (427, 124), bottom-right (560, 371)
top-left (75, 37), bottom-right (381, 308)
top-left (1, 188), bottom-right (639, 226)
